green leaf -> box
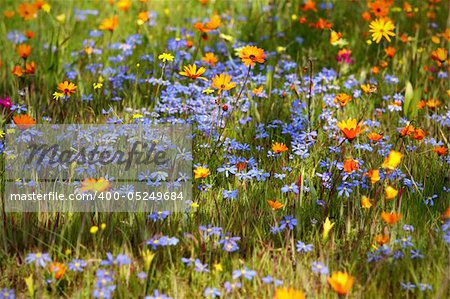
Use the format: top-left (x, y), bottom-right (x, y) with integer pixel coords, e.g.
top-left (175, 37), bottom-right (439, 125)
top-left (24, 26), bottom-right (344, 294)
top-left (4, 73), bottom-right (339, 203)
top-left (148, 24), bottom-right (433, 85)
top-left (403, 81), bottom-right (413, 118)
top-left (25, 274), bottom-right (34, 298)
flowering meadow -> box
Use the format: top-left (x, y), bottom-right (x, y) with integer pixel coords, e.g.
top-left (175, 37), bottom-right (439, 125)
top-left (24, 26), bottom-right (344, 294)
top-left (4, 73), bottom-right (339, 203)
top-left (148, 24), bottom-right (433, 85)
top-left (0, 0), bottom-right (449, 298)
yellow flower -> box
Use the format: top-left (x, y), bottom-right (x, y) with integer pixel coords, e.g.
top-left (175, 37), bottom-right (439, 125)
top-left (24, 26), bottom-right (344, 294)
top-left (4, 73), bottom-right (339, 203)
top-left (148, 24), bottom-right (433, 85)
top-left (213, 263), bottom-right (223, 272)
top-left (158, 53), bottom-right (174, 62)
top-left (382, 150), bottom-right (403, 170)
top-left (323, 217), bottom-right (335, 240)
top-left (52, 92), bottom-right (65, 101)
top-left (330, 30), bottom-right (343, 45)
top-left (142, 249), bottom-right (155, 272)
top-left (211, 73), bottom-right (236, 94)
top-left (327, 271), bottom-right (354, 295)
top-left (80, 178), bottom-right (111, 192)
top-left (194, 166), bottom-right (210, 179)
top-left (90, 226), bottom-right (99, 234)
top-left (369, 18), bottom-right (396, 43)
top-left (0, 130), bottom-right (5, 138)
top-left (132, 113), bottom-right (143, 119)
top-left (93, 82), bottom-right (103, 90)
top-left (273, 287), bottom-right (305, 299)
top-left (100, 223), bottom-right (106, 230)
top-left (384, 186), bottom-right (398, 200)
top-left (42, 3), bottom-right (51, 12)
top-left (367, 169), bottom-right (381, 184)
top-left (179, 64), bottom-right (207, 81)
top-left (202, 88), bottom-right (215, 95)
top-left (219, 33), bottom-right (233, 42)
top-left (56, 13), bottom-right (66, 24)
top-left (361, 196), bottom-right (373, 209)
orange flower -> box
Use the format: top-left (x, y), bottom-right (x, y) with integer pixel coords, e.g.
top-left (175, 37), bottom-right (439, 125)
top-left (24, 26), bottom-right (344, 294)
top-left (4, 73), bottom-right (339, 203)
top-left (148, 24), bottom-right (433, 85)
top-left (253, 86), bottom-right (264, 95)
top-left (442, 207), bottom-right (450, 220)
top-left (211, 73), bottom-right (236, 94)
top-left (48, 262), bottom-right (67, 280)
top-left (367, 132), bottom-right (383, 142)
top-left (99, 15), bottom-right (119, 31)
top-left (34, 0), bottom-right (47, 10)
top-left (370, 66), bottom-right (380, 74)
top-left (431, 47), bottom-right (448, 64)
top-left (301, 0), bottom-right (317, 12)
top-left (434, 146), bottom-right (448, 156)
top-left (267, 200), bottom-right (285, 211)
top-left (426, 99), bottom-right (440, 109)
top-left (368, 0), bottom-right (389, 17)
top-left (240, 46), bottom-right (266, 67)
top-left (57, 81), bottom-right (77, 97)
top-left (400, 124), bottom-right (414, 137)
top-left (236, 162), bottom-right (247, 171)
top-left (367, 169), bottom-right (381, 184)
top-left (137, 11), bottom-right (149, 22)
top-left (16, 44), bottom-right (31, 59)
top-left (413, 128), bottom-right (426, 140)
top-left (202, 52), bottom-right (218, 66)
top-left (12, 65), bottom-right (24, 77)
top-left (3, 10), bottom-right (15, 18)
top-left (272, 142), bottom-right (288, 154)
top-left (206, 15), bottom-right (221, 30)
top-left (337, 119), bottom-right (362, 141)
top-left (374, 234), bottom-right (390, 245)
top-left (17, 3), bottom-right (37, 20)
top-left (327, 272), bottom-right (354, 295)
top-left (381, 211), bottom-right (402, 225)
top-left (13, 114), bottom-right (35, 129)
top-left (25, 61), bottom-right (35, 74)
top-left (417, 100), bottom-right (426, 109)
top-left (343, 159), bottom-right (359, 173)
top-left (334, 93), bottom-right (352, 107)
top-left (273, 287), bottom-right (305, 299)
top-left (80, 178), bottom-right (112, 192)
top-left (179, 64), bottom-right (207, 81)
top-left (194, 15), bottom-right (221, 33)
top-left (384, 46), bottom-right (396, 58)
top-left (26, 30), bottom-right (35, 39)
top-left (315, 18), bottom-right (332, 30)
top-left (362, 11), bottom-right (371, 21)
top-left (361, 196), bottom-right (373, 209)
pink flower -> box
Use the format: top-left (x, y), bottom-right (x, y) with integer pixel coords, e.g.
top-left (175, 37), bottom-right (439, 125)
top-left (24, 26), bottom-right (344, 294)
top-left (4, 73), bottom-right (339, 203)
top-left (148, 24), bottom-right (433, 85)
top-left (336, 49), bottom-right (352, 64)
top-left (0, 96), bottom-right (12, 109)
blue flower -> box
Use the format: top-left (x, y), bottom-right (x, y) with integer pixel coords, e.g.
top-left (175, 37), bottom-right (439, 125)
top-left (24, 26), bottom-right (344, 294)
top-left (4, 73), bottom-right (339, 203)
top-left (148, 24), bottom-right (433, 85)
top-left (232, 267), bottom-right (257, 280)
top-left (203, 287), bottom-right (221, 298)
top-left (148, 211), bottom-right (170, 222)
top-left (400, 282), bottom-right (415, 291)
top-left (68, 259), bottom-right (87, 272)
top-left (25, 252), bottom-right (52, 267)
top-left (296, 241), bottom-right (313, 253)
top-left (144, 289), bottom-right (172, 299)
top-left (222, 189), bottom-right (238, 200)
top-left (311, 262), bottom-right (329, 275)
top-left (194, 259), bottom-right (210, 273)
top-left (0, 288), bottom-right (15, 299)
